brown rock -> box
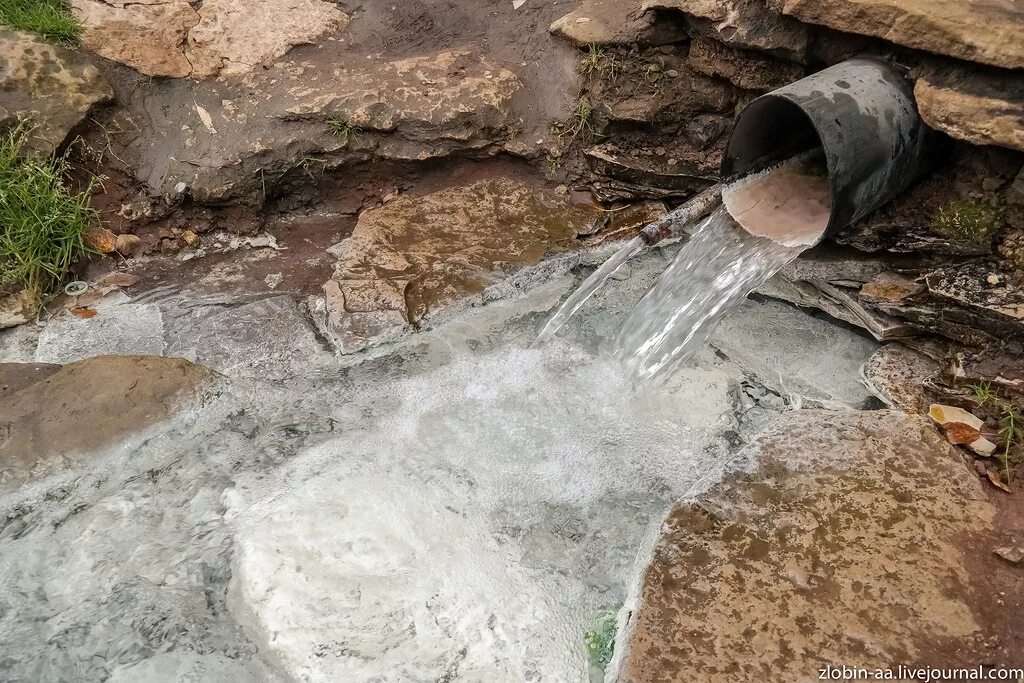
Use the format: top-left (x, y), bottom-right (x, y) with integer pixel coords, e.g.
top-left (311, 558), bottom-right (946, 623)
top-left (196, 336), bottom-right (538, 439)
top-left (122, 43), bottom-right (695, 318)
top-left (774, 0), bottom-right (1024, 70)
top-left (137, 51), bottom-right (521, 202)
top-left (914, 64), bottom-right (1024, 152)
top-left (549, 0), bottom-right (686, 47)
top-left (316, 177), bottom-right (602, 352)
top-left (71, 0), bottom-right (348, 79)
top-left (0, 29), bottom-right (113, 153)
top-left (686, 37), bottom-right (803, 91)
top-left (185, 0), bottom-right (350, 77)
top-left (642, 0), bottom-right (809, 61)
top-left (71, 0), bottom-right (200, 78)
top-left (0, 356), bottom-right (221, 493)
top-left (619, 410), bottom-right (994, 682)
top-left (84, 226), bottom-right (118, 253)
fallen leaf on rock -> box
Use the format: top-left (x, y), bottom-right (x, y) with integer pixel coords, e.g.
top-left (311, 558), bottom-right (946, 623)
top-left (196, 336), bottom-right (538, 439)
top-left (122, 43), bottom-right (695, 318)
top-left (181, 230), bottom-right (201, 248)
top-left (84, 227), bottom-right (118, 253)
top-left (70, 307), bottom-right (97, 319)
top-left (96, 272), bottom-right (140, 290)
top-left (986, 468), bottom-right (1012, 493)
top-left (994, 546), bottom-right (1024, 564)
top-left (943, 421), bottom-right (982, 444)
top-left (115, 233), bottom-right (142, 256)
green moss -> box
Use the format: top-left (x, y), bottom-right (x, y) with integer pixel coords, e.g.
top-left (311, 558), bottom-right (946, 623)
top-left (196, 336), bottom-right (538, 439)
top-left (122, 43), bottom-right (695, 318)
top-left (931, 199), bottom-right (1004, 243)
top-left (584, 610), bottom-right (617, 671)
top-left (0, 123), bottom-right (95, 300)
top-left (0, 0), bottom-right (81, 44)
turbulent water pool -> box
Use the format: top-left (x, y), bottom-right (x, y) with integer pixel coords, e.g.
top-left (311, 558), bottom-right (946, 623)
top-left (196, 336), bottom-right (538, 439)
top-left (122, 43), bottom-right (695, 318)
top-left (0, 254), bottom-right (766, 682)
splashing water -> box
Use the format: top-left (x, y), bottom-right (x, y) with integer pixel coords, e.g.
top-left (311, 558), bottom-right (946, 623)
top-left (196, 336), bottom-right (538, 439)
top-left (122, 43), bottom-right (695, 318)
top-left (534, 237), bottom-right (644, 345)
top-left (614, 206), bottom-right (806, 384)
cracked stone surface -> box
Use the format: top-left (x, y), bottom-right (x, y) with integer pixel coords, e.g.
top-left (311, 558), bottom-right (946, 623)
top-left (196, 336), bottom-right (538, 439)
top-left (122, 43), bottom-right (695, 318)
top-left (313, 177), bottom-right (603, 353)
top-left (0, 29), bottom-right (113, 153)
top-left (70, 0), bottom-right (349, 78)
top-left (618, 409), bottom-right (994, 682)
top-left (125, 50), bottom-right (522, 201)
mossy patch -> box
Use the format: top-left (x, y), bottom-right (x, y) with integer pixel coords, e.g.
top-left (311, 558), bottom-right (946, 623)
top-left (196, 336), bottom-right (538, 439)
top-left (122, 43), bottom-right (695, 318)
top-left (931, 199), bottom-right (1004, 243)
top-left (0, 0), bottom-right (81, 44)
top-left (584, 609), bottom-right (617, 671)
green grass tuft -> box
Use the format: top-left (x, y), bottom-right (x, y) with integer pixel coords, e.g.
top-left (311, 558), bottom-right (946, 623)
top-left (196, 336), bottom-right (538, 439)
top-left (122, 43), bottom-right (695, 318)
top-left (0, 123), bottom-right (96, 301)
top-left (931, 199), bottom-right (1004, 243)
top-left (326, 117), bottom-right (361, 144)
top-left (584, 610), bottom-right (617, 671)
top-left (0, 0), bottom-right (81, 44)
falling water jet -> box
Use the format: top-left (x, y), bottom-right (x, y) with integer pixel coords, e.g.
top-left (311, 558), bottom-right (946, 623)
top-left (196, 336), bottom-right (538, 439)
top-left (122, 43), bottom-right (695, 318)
top-left (534, 184), bottom-right (722, 345)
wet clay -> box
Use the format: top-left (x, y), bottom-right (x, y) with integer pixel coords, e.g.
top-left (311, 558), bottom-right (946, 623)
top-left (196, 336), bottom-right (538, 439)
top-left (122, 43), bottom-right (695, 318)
top-left (722, 152), bottom-right (831, 247)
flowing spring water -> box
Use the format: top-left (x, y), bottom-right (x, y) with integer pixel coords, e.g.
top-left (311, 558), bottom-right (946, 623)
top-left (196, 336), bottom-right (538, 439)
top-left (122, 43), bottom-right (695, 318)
top-left (614, 206), bottom-right (806, 384)
top-left (0, 275), bottom-right (753, 683)
top-left (534, 237), bottom-right (644, 345)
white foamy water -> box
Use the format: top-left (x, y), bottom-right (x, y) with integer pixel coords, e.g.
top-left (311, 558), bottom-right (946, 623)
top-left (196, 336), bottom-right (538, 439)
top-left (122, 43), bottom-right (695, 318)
top-left (614, 206), bottom-right (806, 384)
top-left (0, 279), bottom-right (750, 682)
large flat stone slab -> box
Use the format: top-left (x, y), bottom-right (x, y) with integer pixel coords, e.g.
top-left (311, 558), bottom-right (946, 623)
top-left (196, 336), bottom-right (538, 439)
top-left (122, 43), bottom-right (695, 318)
top-left (914, 64), bottom-right (1024, 152)
top-left (133, 51), bottom-right (522, 201)
top-left (71, 0), bottom-right (348, 78)
top-left (0, 356), bottom-right (220, 492)
top-left (316, 177), bottom-right (603, 352)
top-left (773, 0), bottom-right (1024, 70)
top-left (0, 29), bottom-right (113, 152)
top-left (619, 409), bottom-right (994, 682)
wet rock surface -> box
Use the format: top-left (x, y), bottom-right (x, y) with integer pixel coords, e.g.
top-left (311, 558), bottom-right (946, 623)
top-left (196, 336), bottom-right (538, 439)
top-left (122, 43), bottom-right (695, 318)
top-left (315, 177), bottom-right (603, 352)
top-left (123, 50), bottom-right (522, 201)
top-left (619, 409), bottom-right (998, 682)
top-left (0, 29), bottom-right (113, 152)
top-left (0, 355), bottom-right (220, 492)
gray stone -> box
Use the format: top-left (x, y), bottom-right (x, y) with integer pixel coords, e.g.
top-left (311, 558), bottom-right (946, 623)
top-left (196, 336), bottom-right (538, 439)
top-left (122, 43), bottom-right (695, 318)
top-left (165, 296), bottom-right (330, 380)
top-left (34, 303), bottom-right (165, 364)
top-left (710, 298), bottom-right (879, 406)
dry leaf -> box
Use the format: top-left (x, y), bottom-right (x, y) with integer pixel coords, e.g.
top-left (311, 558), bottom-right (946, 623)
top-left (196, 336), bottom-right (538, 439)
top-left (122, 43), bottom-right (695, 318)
top-left (115, 233), bottom-right (142, 256)
top-left (70, 307), bottom-right (97, 319)
top-left (943, 421), bottom-right (982, 445)
top-left (84, 227), bottom-right (118, 254)
top-left (986, 468), bottom-right (1012, 493)
top-left (96, 272), bottom-right (140, 289)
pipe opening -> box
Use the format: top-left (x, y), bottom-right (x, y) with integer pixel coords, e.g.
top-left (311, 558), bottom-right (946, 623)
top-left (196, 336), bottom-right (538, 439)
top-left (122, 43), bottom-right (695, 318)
top-left (721, 96), bottom-right (833, 247)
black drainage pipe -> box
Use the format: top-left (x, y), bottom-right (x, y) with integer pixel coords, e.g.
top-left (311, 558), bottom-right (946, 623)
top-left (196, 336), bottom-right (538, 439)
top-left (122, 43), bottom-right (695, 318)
top-left (721, 57), bottom-right (934, 242)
